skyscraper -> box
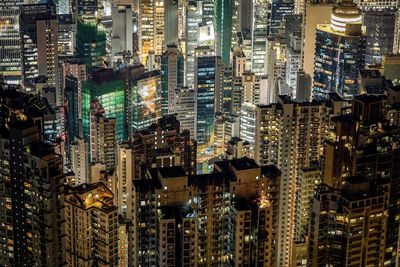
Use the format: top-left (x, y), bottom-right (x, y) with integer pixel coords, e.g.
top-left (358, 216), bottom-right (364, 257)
top-left (131, 70), bottom-right (162, 131)
top-left (194, 51), bottom-right (222, 148)
top-left (161, 45), bottom-right (184, 115)
top-left (89, 100), bottom-right (117, 170)
top-left (185, 0), bottom-right (203, 87)
top-left (214, 0), bottom-right (233, 64)
top-left (251, 0), bottom-right (270, 75)
top-left (64, 183), bottom-right (119, 266)
top-left (20, 2), bottom-right (59, 92)
top-left (0, 0), bottom-right (23, 84)
top-left (76, 19), bottom-right (107, 67)
top-left (313, 0), bottom-right (366, 100)
top-left (0, 85), bottom-right (65, 266)
top-left (363, 10), bottom-right (396, 65)
top-left (111, 5), bottom-right (133, 65)
top-left (129, 158), bottom-right (280, 266)
top-left (82, 69), bottom-right (127, 141)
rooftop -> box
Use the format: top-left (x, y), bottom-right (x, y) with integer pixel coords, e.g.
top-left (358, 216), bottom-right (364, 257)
top-left (65, 182), bottom-right (117, 213)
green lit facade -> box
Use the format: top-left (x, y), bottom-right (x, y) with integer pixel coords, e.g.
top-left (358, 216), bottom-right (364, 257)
top-left (76, 19), bottom-right (106, 67)
top-left (214, 0), bottom-right (233, 64)
top-left (82, 79), bottom-right (125, 141)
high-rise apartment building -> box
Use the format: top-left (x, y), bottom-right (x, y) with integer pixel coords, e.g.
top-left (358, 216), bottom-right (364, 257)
top-left (309, 179), bottom-right (389, 266)
top-left (251, 95), bottom-right (332, 266)
top-left (20, 2), bottom-right (59, 92)
top-left (117, 114), bottom-right (197, 217)
top-left (0, 85), bottom-right (65, 266)
top-left (70, 137), bottom-right (89, 185)
top-left (89, 100), bottom-right (117, 170)
top-left (64, 182), bottom-right (119, 266)
top-left (129, 158), bottom-right (281, 266)
top-left (322, 94), bottom-right (400, 266)
top-left (313, 0), bottom-right (366, 100)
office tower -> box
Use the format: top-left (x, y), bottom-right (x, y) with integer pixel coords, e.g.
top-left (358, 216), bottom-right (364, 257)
top-left (285, 15), bottom-right (302, 92)
top-left (164, 0), bottom-right (179, 46)
top-left (76, 19), bottom-right (107, 67)
top-left (161, 45), bottom-right (184, 115)
top-left (383, 54), bottom-right (400, 85)
top-left (185, 0), bottom-right (202, 87)
top-left (58, 14), bottom-right (75, 58)
top-left (214, 0), bottom-right (233, 64)
top-left (72, 0), bottom-right (98, 24)
top-left (364, 10), bottom-right (396, 65)
top-left (313, 0), bottom-right (366, 100)
top-left (70, 137), bottom-right (89, 185)
top-left (154, 0), bottom-right (165, 55)
top-left (111, 5), bottom-right (133, 65)
top-left (296, 71), bottom-right (312, 102)
top-left (129, 158), bottom-right (280, 266)
top-left (131, 70), bottom-right (161, 131)
top-left (266, 37), bottom-right (287, 102)
top-left (246, 95), bottom-right (334, 266)
top-left (116, 115), bottom-right (196, 216)
top-left (194, 53), bottom-right (222, 148)
top-left (89, 100), bottom-right (117, 170)
top-left (173, 86), bottom-right (196, 138)
top-left (138, 0), bottom-right (164, 64)
top-left (0, 0), bottom-right (23, 84)
top-left (64, 183), bottom-right (119, 266)
top-left (302, 3), bottom-right (332, 80)
top-left (82, 69), bottom-right (127, 141)
top-left (270, 0), bottom-right (294, 37)
top-left (251, 0), bottom-right (270, 75)
top-left (20, 3), bottom-right (59, 93)
top-left (0, 86), bottom-right (65, 266)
